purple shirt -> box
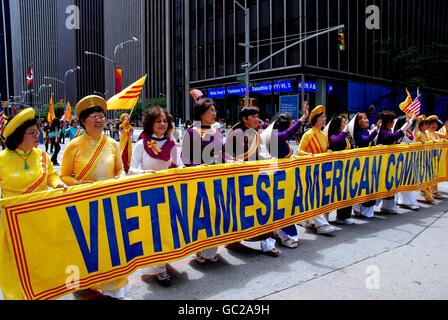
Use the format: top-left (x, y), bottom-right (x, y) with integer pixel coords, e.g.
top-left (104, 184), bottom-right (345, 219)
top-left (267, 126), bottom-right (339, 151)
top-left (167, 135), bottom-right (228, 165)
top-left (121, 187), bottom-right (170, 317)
top-left (329, 131), bottom-right (350, 151)
top-left (355, 129), bottom-right (378, 148)
top-left (271, 120), bottom-right (303, 159)
top-left (181, 126), bottom-right (225, 166)
top-left (377, 129), bottom-right (404, 145)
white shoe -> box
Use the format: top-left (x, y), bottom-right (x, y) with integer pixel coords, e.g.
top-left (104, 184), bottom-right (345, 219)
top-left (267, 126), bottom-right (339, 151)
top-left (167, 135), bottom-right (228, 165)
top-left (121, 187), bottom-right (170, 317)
top-left (335, 218), bottom-right (356, 225)
top-left (317, 225), bottom-right (337, 235)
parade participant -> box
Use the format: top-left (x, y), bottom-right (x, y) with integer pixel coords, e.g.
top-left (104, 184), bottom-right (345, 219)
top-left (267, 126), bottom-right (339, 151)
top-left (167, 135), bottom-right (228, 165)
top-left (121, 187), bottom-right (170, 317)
top-left (297, 105), bottom-right (337, 235)
top-left (262, 102), bottom-right (309, 248)
top-left (438, 120), bottom-right (448, 139)
top-left (377, 111), bottom-right (416, 213)
top-left (226, 107), bottom-right (263, 162)
top-left (414, 115), bottom-right (435, 204)
top-left (351, 113), bottom-right (381, 218)
top-left (226, 106), bottom-right (282, 256)
top-left (129, 106), bottom-right (178, 286)
top-left (0, 108), bottom-right (66, 300)
top-left (65, 119), bottom-right (84, 141)
top-left (181, 97), bottom-right (224, 263)
top-left (119, 113), bottom-right (133, 173)
top-left (60, 95), bottom-right (128, 300)
top-left (327, 115), bottom-right (357, 224)
top-left (394, 116), bottom-right (420, 211)
top-left (49, 116), bottom-right (61, 165)
top-left (426, 115), bottom-right (444, 199)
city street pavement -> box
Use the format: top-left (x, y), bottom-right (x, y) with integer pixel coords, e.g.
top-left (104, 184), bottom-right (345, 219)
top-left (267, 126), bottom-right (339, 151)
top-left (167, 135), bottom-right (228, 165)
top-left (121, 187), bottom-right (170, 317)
top-left (2, 136), bottom-right (448, 300)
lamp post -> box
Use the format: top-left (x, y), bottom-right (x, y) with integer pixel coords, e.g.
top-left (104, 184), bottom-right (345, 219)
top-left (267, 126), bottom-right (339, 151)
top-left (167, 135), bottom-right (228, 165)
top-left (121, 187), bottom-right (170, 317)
top-left (235, 0), bottom-right (252, 107)
top-left (85, 37), bottom-right (138, 119)
top-left (44, 66), bottom-right (80, 116)
top-left (35, 84), bottom-right (52, 119)
top-left (85, 36), bottom-right (138, 96)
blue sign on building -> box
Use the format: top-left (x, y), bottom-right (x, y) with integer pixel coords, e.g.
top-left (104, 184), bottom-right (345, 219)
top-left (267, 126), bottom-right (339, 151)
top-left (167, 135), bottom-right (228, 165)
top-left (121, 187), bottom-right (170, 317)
top-left (279, 95), bottom-right (299, 120)
top-left (298, 81), bottom-right (333, 94)
top-left (208, 88), bottom-right (226, 99)
top-left (274, 80), bottom-right (293, 93)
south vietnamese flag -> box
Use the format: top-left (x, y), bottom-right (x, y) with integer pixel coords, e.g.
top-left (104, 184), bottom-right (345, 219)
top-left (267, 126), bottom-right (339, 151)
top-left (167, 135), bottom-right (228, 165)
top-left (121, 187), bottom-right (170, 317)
top-left (107, 75), bottom-right (147, 110)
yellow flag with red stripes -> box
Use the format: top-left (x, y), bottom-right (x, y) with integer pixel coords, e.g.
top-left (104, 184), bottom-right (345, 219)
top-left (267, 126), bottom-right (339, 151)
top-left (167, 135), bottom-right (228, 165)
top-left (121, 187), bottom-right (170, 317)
top-left (107, 75), bottom-right (147, 110)
top-left (47, 95), bottom-right (55, 125)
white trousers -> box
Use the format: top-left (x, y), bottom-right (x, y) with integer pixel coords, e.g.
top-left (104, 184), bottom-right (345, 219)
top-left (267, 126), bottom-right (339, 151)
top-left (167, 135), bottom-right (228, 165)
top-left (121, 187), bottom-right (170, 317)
top-left (198, 247), bottom-right (218, 259)
top-left (353, 204), bottom-right (375, 218)
top-left (379, 197), bottom-right (398, 212)
top-left (277, 229), bottom-right (299, 242)
top-left (261, 238), bottom-right (277, 252)
top-left (311, 215), bottom-right (330, 228)
top-left (397, 192), bottom-right (419, 207)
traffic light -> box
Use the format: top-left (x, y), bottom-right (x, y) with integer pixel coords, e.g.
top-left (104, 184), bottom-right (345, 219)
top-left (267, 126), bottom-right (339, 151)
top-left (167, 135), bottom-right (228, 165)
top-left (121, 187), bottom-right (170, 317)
top-left (241, 98), bottom-right (256, 107)
top-left (338, 32), bottom-right (346, 51)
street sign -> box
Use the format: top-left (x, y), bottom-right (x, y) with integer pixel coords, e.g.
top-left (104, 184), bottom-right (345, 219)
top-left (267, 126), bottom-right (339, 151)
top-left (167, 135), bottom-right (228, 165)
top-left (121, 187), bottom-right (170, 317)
top-left (241, 62), bottom-right (251, 69)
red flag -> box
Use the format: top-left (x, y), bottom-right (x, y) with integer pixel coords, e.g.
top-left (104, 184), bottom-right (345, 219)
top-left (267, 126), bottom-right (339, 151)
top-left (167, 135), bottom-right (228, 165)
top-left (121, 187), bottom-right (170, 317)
top-left (26, 66), bottom-right (33, 86)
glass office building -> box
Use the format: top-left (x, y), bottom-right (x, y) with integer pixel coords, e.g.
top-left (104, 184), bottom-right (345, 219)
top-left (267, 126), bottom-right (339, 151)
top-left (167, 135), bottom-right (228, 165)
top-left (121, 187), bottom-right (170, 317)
top-left (172, 0), bottom-right (448, 123)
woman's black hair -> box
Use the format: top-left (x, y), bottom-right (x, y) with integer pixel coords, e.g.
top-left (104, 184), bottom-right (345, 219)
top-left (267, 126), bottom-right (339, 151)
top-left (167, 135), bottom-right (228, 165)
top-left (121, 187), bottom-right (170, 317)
top-left (79, 106), bottom-right (106, 129)
top-left (231, 106), bottom-right (260, 131)
top-left (327, 116), bottom-right (344, 138)
top-left (193, 98), bottom-right (216, 121)
top-left (5, 119), bottom-right (38, 151)
top-left (141, 106), bottom-right (174, 138)
top-left (273, 113), bottom-right (293, 132)
top-left (311, 113), bottom-right (324, 127)
top-left (379, 110), bottom-right (395, 131)
top-left (353, 112), bottom-right (367, 134)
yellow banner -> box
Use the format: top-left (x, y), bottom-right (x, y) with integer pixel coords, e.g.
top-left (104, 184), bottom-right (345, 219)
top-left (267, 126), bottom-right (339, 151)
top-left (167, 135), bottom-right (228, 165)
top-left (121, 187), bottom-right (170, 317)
top-left (1, 142), bottom-right (447, 300)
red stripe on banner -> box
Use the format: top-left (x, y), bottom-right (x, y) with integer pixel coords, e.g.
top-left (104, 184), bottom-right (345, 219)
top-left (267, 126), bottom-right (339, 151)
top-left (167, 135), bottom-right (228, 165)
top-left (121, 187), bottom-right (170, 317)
top-left (32, 174), bottom-right (448, 300)
top-left (7, 142), bottom-right (446, 213)
top-left (9, 162), bottom-right (447, 300)
top-left (6, 209), bottom-right (34, 299)
top-left (8, 146), bottom-right (435, 214)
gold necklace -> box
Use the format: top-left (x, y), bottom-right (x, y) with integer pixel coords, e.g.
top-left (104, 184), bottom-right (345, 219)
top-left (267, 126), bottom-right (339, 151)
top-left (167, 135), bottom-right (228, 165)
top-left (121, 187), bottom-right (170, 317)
top-left (14, 150), bottom-right (33, 170)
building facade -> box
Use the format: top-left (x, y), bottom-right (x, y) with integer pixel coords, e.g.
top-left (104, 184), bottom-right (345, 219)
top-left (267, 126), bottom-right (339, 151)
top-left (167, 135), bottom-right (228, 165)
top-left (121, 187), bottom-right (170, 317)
top-left (178, 0), bottom-right (448, 123)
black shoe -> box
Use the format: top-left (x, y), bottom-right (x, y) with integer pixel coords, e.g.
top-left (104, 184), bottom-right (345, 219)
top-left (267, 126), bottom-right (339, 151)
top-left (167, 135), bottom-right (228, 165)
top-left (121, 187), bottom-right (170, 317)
top-left (52, 162), bottom-right (60, 166)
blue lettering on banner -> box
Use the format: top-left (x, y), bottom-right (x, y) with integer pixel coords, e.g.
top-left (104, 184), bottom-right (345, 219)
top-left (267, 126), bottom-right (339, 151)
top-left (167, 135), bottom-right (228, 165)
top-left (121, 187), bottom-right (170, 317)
top-left (102, 198), bottom-right (121, 267)
top-left (141, 188), bottom-right (166, 253)
top-left (292, 168), bottom-right (305, 215)
top-left (214, 178), bottom-right (237, 235)
top-left (386, 154), bottom-right (396, 191)
top-left (256, 174), bottom-right (272, 226)
top-left (239, 175), bottom-right (255, 230)
top-left (321, 162), bottom-right (333, 207)
top-left (331, 161), bottom-right (344, 203)
top-left (273, 171), bottom-right (286, 221)
top-left (168, 184), bottom-right (191, 249)
top-left (192, 182), bottom-right (213, 242)
top-left (66, 201), bottom-right (99, 274)
top-left (117, 193), bottom-right (144, 262)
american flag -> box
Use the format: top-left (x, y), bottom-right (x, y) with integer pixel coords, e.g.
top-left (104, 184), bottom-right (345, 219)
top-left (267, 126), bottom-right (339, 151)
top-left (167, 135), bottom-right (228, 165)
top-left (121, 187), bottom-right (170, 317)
top-left (404, 95), bottom-right (421, 116)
